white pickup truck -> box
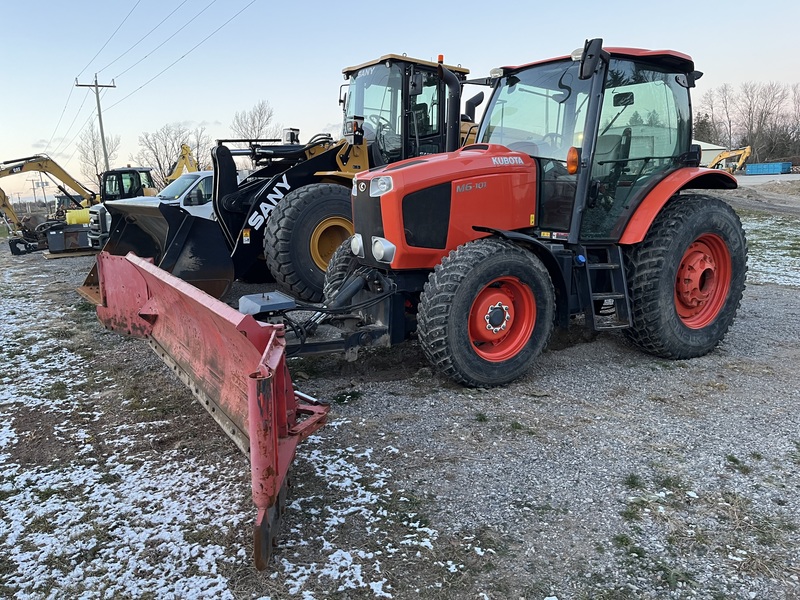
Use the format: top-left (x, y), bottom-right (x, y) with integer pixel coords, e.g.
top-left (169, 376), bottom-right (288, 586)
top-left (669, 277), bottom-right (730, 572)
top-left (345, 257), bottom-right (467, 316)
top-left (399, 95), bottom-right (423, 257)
top-left (87, 170), bottom-right (215, 249)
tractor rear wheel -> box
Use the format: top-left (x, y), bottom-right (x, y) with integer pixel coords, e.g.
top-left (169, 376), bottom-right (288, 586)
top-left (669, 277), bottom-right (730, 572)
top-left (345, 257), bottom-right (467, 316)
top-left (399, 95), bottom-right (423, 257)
top-left (624, 194), bottom-right (747, 358)
top-left (417, 238), bottom-right (554, 387)
top-left (322, 238), bottom-right (357, 305)
top-left (264, 183), bottom-right (354, 303)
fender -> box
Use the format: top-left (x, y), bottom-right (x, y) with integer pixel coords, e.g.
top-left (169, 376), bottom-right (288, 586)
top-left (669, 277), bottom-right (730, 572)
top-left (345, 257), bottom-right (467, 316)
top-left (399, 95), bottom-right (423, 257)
top-left (618, 168), bottom-right (737, 245)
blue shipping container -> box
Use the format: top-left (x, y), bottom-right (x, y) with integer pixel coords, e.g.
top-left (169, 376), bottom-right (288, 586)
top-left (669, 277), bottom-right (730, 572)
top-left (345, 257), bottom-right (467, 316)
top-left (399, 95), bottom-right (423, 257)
top-left (745, 162), bottom-right (792, 175)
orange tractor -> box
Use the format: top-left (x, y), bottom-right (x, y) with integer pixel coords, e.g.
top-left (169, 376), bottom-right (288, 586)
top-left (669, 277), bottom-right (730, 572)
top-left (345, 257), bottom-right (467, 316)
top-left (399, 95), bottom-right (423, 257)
top-left (86, 39), bottom-right (747, 565)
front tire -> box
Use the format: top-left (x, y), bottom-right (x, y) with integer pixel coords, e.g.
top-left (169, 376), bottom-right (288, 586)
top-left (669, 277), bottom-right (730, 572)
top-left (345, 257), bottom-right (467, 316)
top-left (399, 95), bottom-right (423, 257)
top-left (624, 194), bottom-right (747, 358)
top-left (264, 183), bottom-right (353, 303)
top-left (417, 238), bottom-right (555, 387)
top-left (322, 238), bottom-right (358, 305)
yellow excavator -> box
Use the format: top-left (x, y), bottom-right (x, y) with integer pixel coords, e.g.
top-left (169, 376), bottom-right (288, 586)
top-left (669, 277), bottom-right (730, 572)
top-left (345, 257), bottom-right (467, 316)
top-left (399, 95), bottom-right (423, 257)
top-left (708, 146), bottom-right (751, 173)
top-left (165, 144), bottom-right (200, 183)
top-left (1, 154), bottom-right (156, 255)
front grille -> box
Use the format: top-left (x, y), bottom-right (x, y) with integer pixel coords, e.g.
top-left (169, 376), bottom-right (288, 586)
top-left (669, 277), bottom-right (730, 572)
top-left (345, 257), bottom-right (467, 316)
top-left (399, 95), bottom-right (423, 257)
top-left (352, 188), bottom-right (384, 267)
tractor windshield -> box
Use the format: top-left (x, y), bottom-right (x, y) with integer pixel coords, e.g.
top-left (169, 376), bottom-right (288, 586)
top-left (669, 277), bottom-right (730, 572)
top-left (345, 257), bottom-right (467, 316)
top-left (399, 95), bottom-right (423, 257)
top-left (344, 62), bottom-right (403, 161)
top-left (478, 59), bottom-right (592, 163)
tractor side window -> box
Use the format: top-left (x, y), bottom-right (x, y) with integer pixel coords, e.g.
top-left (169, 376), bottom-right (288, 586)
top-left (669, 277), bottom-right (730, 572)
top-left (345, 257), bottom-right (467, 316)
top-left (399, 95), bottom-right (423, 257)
top-left (581, 58), bottom-right (692, 240)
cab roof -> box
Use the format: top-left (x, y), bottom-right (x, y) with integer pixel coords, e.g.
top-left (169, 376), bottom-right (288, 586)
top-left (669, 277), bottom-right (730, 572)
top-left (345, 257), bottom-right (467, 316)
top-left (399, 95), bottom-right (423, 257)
top-left (501, 47), bottom-right (695, 75)
top-left (343, 54), bottom-right (469, 77)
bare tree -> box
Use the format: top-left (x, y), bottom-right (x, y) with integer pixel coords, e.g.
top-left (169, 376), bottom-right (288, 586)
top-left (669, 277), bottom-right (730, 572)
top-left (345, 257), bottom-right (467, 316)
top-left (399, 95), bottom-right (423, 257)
top-left (230, 100), bottom-right (282, 169)
top-left (231, 100), bottom-right (281, 140)
top-left (735, 81), bottom-right (789, 161)
top-left (717, 84), bottom-right (736, 150)
top-left (189, 126), bottom-right (214, 170)
top-left (133, 123), bottom-right (199, 187)
top-left (77, 125), bottom-right (121, 186)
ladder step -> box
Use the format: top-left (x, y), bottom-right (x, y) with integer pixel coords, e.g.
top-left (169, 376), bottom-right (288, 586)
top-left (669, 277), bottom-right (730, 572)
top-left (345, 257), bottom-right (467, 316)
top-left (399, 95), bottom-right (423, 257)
top-left (591, 292), bottom-right (626, 301)
top-left (587, 262), bottom-right (621, 270)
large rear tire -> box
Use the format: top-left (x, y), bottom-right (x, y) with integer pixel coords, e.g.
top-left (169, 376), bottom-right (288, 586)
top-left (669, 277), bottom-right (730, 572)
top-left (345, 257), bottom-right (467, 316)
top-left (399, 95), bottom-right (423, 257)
top-left (264, 183), bottom-right (354, 303)
top-left (417, 238), bottom-right (555, 387)
top-left (624, 194), bottom-right (747, 358)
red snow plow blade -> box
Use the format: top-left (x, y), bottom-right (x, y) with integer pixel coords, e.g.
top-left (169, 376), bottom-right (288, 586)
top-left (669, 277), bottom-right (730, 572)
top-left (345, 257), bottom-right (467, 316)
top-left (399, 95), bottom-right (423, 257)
top-left (91, 251), bottom-right (328, 569)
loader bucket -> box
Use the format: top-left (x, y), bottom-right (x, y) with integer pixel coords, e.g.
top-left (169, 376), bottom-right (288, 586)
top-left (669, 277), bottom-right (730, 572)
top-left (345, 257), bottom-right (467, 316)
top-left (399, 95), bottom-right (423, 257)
top-left (79, 202), bottom-right (235, 305)
top-left (92, 251), bottom-right (329, 568)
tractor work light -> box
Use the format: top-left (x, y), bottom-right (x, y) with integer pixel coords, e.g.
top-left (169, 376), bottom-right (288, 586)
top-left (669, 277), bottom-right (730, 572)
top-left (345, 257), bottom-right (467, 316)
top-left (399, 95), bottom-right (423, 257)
top-left (351, 233), bottom-right (365, 258)
top-left (371, 237), bottom-right (396, 263)
top-left (369, 176), bottom-right (393, 197)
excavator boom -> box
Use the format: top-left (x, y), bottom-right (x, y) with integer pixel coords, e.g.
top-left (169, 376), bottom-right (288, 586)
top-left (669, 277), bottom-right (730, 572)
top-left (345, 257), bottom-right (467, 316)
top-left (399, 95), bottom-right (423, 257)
top-left (0, 154), bottom-right (97, 206)
top-left (708, 146), bottom-right (752, 173)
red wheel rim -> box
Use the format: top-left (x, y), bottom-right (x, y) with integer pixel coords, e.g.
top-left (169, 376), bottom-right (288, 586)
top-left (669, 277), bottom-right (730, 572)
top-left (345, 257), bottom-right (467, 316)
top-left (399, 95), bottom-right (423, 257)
top-left (468, 276), bottom-right (536, 362)
top-left (674, 234), bottom-right (732, 329)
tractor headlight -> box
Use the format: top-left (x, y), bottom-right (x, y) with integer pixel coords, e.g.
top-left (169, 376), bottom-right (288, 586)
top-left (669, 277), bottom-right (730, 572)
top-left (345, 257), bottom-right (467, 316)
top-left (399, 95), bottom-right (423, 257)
top-left (369, 176), bottom-right (393, 197)
top-left (371, 236), bottom-right (396, 263)
top-left (350, 233), bottom-right (364, 258)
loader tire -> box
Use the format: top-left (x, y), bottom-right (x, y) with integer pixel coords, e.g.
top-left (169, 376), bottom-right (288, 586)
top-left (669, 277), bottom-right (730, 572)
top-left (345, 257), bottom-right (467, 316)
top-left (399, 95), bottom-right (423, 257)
top-left (417, 238), bottom-right (554, 387)
top-left (322, 238), bottom-right (357, 305)
top-left (264, 183), bottom-right (353, 303)
top-left (624, 194), bottom-right (747, 358)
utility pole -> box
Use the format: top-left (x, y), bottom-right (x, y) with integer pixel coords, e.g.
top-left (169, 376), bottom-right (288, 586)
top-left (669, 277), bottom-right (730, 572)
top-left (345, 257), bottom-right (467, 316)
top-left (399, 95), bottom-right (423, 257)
top-left (76, 74), bottom-right (116, 172)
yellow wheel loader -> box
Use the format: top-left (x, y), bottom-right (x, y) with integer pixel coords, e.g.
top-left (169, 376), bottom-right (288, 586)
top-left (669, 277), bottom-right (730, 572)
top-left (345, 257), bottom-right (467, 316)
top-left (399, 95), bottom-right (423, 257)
top-left (80, 54), bottom-right (483, 303)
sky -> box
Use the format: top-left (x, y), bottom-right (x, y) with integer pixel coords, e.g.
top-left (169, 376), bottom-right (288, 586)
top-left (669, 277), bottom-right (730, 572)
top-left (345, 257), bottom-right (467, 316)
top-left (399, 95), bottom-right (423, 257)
top-left (2, 0), bottom-right (798, 201)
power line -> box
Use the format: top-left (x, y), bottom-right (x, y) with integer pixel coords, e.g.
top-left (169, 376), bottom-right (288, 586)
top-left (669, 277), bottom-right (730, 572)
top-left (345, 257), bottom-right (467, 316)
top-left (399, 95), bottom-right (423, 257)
top-left (76, 1), bottom-right (142, 79)
top-left (112, 0), bottom-right (219, 81)
top-left (43, 85), bottom-right (76, 154)
top-left (96, 0), bottom-right (191, 75)
top-left (106, 0), bottom-right (256, 112)
top-left (51, 89), bottom-right (92, 157)
top-left (45, 3), bottom-right (141, 157)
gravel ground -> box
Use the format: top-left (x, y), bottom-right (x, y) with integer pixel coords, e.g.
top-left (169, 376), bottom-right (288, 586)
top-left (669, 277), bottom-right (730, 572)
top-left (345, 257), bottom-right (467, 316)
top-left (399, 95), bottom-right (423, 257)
top-left (1, 184), bottom-right (799, 599)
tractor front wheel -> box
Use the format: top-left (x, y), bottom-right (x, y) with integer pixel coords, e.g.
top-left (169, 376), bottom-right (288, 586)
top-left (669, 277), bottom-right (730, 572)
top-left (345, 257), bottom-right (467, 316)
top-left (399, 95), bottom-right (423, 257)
top-left (624, 194), bottom-right (747, 358)
top-left (417, 238), bottom-right (555, 387)
top-left (264, 183), bottom-right (354, 303)
top-left (322, 238), bottom-right (358, 305)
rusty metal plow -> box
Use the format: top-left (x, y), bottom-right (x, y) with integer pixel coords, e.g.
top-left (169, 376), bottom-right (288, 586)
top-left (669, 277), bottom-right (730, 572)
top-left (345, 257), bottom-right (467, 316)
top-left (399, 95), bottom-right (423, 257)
top-left (89, 251), bottom-right (329, 569)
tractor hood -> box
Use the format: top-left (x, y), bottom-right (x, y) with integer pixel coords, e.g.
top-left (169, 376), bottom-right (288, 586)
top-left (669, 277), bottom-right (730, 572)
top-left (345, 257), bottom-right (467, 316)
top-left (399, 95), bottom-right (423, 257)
top-left (355, 143), bottom-right (534, 192)
top-left (350, 144), bottom-right (538, 271)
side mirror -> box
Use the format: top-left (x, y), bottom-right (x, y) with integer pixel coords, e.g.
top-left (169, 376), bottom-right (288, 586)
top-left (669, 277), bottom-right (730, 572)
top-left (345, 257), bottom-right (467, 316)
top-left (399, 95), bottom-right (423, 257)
top-left (579, 38), bottom-right (607, 80)
top-left (409, 71), bottom-right (423, 97)
top-left (685, 143), bottom-right (701, 167)
top-left (613, 92), bottom-right (635, 107)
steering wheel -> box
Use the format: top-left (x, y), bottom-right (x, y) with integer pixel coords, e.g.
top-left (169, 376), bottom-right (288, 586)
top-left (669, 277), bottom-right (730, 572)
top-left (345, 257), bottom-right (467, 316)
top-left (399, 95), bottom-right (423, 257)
top-left (368, 114), bottom-right (393, 131)
top-left (541, 133), bottom-right (563, 146)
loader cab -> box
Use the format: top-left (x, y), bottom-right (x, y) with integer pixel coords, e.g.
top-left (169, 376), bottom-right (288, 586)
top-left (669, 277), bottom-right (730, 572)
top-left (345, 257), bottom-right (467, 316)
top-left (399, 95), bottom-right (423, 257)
top-left (100, 168), bottom-right (157, 202)
top-left (477, 48), bottom-right (694, 241)
top-left (342, 55), bottom-right (469, 165)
